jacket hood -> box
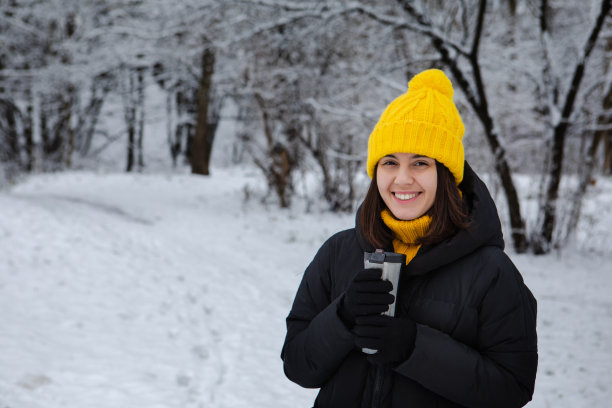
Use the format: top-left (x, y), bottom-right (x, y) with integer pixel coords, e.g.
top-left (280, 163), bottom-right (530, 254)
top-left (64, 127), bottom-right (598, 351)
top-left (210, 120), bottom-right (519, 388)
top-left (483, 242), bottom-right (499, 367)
top-left (356, 162), bottom-right (505, 275)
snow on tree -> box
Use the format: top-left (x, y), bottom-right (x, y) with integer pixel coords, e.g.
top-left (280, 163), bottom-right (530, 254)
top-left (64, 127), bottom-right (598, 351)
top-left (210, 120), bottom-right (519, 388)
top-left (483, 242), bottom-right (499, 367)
top-left (2, 0), bottom-right (611, 253)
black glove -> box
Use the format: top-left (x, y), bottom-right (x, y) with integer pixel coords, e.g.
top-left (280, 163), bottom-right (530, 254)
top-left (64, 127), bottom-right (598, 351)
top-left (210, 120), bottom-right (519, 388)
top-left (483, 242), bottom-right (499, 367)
top-left (353, 314), bottom-right (417, 365)
top-left (338, 269), bottom-right (395, 328)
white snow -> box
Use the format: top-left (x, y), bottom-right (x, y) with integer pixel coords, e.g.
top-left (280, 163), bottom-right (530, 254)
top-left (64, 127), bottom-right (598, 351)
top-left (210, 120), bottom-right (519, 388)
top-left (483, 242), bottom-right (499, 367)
top-left (0, 166), bottom-right (610, 407)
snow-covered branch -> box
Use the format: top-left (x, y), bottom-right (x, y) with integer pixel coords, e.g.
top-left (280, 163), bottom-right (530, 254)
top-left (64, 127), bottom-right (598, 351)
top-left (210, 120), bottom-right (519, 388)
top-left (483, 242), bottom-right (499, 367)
top-left (558, 0), bottom-right (611, 124)
top-left (0, 13), bottom-right (47, 37)
top-left (304, 97), bottom-right (374, 120)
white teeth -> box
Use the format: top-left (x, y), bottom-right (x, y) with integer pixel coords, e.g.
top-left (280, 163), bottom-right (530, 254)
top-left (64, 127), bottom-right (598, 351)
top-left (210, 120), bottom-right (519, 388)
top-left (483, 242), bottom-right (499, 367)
top-left (395, 192), bottom-right (418, 201)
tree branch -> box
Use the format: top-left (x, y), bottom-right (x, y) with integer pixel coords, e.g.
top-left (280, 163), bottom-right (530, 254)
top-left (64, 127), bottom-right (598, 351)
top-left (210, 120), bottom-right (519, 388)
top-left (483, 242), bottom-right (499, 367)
top-left (469, 0), bottom-right (490, 123)
top-left (396, 0), bottom-right (527, 251)
top-left (538, 0), bottom-right (559, 126)
top-left (558, 0), bottom-right (611, 125)
top-left (536, 0), bottom-right (612, 252)
top-left (391, 1), bottom-right (470, 57)
top-left (233, 1), bottom-right (471, 57)
top-left (470, 0), bottom-right (486, 57)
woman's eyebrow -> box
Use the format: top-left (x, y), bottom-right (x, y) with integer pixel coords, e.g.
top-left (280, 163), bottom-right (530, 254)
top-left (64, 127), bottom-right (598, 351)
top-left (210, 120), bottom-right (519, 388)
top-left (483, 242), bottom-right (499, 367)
top-left (383, 154), bottom-right (429, 159)
top-left (413, 154), bottom-right (429, 159)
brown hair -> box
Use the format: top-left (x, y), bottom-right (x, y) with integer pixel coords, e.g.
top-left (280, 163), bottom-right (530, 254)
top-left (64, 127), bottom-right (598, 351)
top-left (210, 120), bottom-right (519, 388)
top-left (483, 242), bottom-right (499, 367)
top-left (358, 161), bottom-right (469, 249)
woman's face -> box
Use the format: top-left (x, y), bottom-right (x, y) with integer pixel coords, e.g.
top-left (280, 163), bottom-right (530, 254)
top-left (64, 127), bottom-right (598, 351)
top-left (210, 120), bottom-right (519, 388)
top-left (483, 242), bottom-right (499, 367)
top-left (376, 152), bottom-right (438, 220)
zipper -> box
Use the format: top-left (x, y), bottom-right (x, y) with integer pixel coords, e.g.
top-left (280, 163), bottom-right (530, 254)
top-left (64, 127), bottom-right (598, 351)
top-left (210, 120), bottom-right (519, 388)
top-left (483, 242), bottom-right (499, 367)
top-left (371, 364), bottom-right (384, 408)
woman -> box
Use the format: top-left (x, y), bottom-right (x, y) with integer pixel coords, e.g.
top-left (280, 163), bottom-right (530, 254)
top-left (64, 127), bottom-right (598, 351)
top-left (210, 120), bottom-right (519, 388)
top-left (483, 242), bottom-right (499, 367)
top-left (281, 69), bottom-right (538, 408)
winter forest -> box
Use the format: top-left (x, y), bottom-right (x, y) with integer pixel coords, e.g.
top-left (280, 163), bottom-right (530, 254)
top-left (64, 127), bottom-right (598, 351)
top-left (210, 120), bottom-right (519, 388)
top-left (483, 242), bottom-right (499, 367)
top-left (1, 0), bottom-right (612, 407)
top-left (2, 0), bottom-right (612, 253)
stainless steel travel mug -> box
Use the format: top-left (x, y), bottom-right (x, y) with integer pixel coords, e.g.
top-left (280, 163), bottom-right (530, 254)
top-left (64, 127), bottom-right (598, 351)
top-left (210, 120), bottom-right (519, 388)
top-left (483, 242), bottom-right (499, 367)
top-left (361, 249), bottom-right (406, 354)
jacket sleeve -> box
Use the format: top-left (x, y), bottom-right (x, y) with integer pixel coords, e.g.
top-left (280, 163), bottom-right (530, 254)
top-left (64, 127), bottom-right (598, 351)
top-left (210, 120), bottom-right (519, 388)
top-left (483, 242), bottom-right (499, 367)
top-left (280, 237), bottom-right (356, 388)
top-left (395, 253), bottom-right (538, 408)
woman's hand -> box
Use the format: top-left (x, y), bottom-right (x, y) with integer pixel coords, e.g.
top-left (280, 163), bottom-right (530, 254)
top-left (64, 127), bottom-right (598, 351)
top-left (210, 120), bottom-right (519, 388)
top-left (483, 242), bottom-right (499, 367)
top-left (353, 315), bottom-right (417, 365)
top-left (338, 269), bottom-right (395, 328)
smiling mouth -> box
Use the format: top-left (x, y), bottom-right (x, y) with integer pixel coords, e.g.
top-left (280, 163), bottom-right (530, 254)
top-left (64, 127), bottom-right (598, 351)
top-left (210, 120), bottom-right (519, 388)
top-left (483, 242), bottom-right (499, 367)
top-left (394, 192), bottom-right (420, 201)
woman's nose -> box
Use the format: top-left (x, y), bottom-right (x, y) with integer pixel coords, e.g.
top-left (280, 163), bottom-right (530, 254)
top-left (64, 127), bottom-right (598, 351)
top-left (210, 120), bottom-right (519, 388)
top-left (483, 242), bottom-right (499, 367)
top-left (394, 166), bottom-right (414, 184)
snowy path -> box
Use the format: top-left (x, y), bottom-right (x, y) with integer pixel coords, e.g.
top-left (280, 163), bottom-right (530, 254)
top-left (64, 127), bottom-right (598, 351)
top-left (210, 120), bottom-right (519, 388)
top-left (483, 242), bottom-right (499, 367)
top-left (0, 168), bottom-right (610, 407)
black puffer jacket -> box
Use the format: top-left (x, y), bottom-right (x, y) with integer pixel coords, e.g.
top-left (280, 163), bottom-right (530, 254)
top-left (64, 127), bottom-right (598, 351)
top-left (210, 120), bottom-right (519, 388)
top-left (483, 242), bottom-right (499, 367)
top-left (281, 163), bottom-right (538, 408)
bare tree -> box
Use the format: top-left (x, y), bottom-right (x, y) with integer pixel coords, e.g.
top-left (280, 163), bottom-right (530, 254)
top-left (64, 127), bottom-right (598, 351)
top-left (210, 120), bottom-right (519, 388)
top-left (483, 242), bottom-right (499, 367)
top-left (298, 118), bottom-right (363, 212)
top-left (4, 0), bottom-right (611, 255)
top-left (75, 72), bottom-right (114, 158)
top-left (532, 0), bottom-right (611, 253)
top-left (191, 46), bottom-right (217, 176)
top-left (240, 0), bottom-right (611, 252)
top-left (250, 92), bottom-right (299, 208)
top-left (387, 0), bottom-right (528, 251)
top-left (386, 0), bottom-right (611, 253)
top-left (1, 0), bottom-right (133, 175)
top-left (120, 63), bottom-right (147, 173)
top-left (233, 1), bottom-right (394, 211)
top-left (0, 98), bottom-right (24, 181)
top-left (559, 29), bottom-right (612, 246)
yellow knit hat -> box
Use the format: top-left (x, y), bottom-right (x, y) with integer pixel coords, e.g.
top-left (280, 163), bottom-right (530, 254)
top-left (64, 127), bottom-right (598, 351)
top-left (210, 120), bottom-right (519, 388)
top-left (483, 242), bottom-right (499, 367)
top-left (367, 69), bottom-right (465, 184)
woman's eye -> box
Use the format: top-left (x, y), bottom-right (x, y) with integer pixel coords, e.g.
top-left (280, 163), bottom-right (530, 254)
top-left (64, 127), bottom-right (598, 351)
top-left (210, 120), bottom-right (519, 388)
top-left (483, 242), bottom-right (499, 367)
top-left (382, 160), bottom-right (397, 166)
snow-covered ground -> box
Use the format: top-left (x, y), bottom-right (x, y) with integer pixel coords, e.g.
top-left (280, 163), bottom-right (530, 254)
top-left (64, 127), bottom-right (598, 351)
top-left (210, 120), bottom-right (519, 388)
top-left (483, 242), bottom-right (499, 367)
top-left (0, 167), bottom-right (610, 407)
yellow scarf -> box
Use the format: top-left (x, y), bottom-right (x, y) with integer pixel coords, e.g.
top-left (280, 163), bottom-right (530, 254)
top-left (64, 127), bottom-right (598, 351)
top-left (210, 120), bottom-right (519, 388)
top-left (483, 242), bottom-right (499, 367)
top-left (381, 209), bottom-right (432, 264)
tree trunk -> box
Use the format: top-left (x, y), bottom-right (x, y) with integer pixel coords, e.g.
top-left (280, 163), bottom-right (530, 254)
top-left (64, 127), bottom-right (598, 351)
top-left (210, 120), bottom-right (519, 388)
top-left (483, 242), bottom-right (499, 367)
top-left (41, 90), bottom-right (71, 169)
top-left (601, 35), bottom-right (612, 176)
top-left (40, 107), bottom-right (49, 162)
top-left (252, 93), bottom-right (296, 208)
top-left (24, 101), bottom-right (34, 172)
top-left (0, 99), bottom-right (21, 180)
top-left (191, 47), bottom-right (216, 175)
top-left (137, 67), bottom-right (146, 171)
top-left (399, 0), bottom-right (528, 252)
top-left (64, 92), bottom-right (75, 169)
top-left (533, 0), bottom-right (611, 254)
top-left (559, 124), bottom-right (605, 246)
top-left (166, 92), bottom-right (179, 167)
top-left (604, 136), bottom-right (612, 175)
top-left (271, 142), bottom-right (292, 208)
top-left (79, 73), bottom-right (110, 156)
top-left (469, 0), bottom-right (527, 252)
top-left (126, 121), bottom-right (135, 172)
top-left (472, 101), bottom-right (527, 251)
top-left (124, 68), bottom-right (136, 172)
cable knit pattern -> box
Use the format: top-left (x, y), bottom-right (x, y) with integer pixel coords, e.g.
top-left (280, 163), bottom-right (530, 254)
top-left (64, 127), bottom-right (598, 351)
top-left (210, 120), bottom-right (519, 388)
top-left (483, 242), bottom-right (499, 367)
top-left (367, 69), bottom-right (465, 184)
top-left (381, 209), bottom-right (432, 264)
